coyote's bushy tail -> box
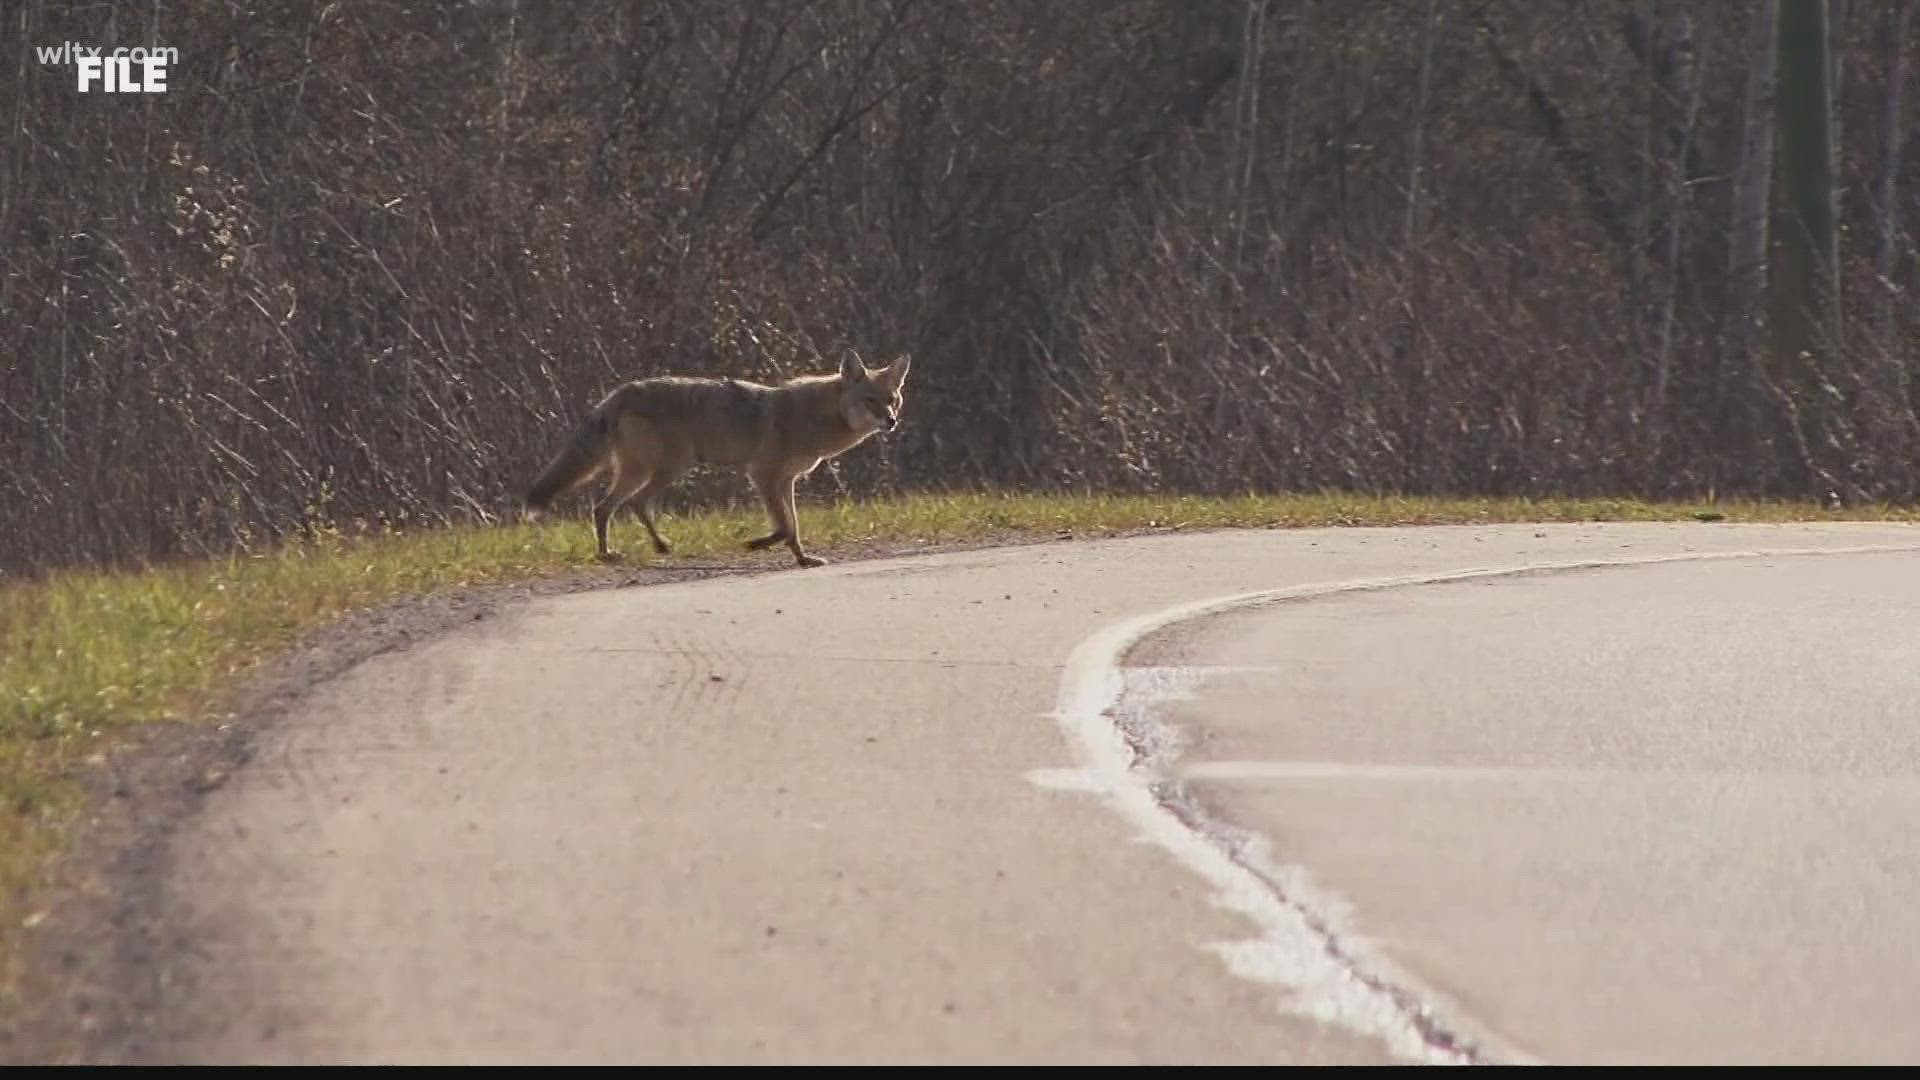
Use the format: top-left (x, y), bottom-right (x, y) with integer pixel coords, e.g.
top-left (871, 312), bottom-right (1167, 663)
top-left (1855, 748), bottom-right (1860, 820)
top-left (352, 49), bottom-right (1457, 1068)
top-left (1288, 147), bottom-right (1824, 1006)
top-left (524, 391), bottom-right (624, 515)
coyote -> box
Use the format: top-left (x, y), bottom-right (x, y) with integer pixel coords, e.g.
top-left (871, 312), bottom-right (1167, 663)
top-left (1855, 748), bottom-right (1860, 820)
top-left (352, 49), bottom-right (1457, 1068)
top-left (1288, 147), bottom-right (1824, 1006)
top-left (524, 353), bottom-right (910, 567)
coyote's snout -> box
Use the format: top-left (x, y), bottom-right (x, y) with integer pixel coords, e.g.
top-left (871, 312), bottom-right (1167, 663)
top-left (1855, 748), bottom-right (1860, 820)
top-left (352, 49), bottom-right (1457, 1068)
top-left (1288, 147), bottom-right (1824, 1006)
top-left (524, 352), bottom-right (910, 568)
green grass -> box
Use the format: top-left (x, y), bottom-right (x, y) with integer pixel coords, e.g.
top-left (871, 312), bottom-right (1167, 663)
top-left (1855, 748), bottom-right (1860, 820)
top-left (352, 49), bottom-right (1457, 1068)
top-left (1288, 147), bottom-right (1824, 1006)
top-left (2, 489), bottom-right (1918, 958)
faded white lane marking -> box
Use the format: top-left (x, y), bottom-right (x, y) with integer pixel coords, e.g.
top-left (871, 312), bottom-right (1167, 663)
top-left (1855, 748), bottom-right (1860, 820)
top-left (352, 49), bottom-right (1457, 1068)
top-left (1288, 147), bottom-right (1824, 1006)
top-left (1177, 761), bottom-right (1597, 783)
top-left (1028, 667), bottom-right (1257, 792)
top-left (1035, 542), bottom-right (1920, 1066)
top-left (1178, 759), bottom-right (1899, 783)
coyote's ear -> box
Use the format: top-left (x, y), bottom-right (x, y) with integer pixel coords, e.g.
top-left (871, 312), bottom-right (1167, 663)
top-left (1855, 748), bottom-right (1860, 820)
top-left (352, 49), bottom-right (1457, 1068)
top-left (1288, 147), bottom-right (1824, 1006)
top-left (880, 354), bottom-right (911, 390)
top-left (839, 352), bottom-right (864, 382)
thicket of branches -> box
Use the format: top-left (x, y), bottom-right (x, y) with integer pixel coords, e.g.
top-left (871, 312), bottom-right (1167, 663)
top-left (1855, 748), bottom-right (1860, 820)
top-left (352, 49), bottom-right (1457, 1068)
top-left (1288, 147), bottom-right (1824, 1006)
top-left (4, 0), bottom-right (1916, 573)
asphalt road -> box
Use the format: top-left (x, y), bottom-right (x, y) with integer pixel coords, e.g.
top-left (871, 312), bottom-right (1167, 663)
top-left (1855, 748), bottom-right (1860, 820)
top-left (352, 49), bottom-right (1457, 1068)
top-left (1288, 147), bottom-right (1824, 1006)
top-left (145, 523), bottom-right (1920, 1063)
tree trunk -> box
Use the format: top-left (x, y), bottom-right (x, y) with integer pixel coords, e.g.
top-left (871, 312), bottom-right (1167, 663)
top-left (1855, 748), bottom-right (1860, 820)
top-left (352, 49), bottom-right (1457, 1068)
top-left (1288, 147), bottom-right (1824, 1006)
top-left (1232, 0), bottom-right (1264, 273)
top-left (1401, 0), bottom-right (1441, 492)
top-left (1723, 0), bottom-right (1778, 469)
top-left (1651, 5), bottom-right (1697, 422)
top-left (1773, 0), bottom-right (1839, 372)
top-left (1404, 0), bottom-right (1440, 251)
top-left (1875, 0), bottom-right (1913, 316)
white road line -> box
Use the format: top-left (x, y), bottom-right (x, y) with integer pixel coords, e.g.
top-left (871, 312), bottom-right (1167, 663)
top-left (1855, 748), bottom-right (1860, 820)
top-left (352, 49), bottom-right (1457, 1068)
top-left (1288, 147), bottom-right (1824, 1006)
top-left (1177, 760), bottom-right (1595, 782)
top-left (1036, 542), bottom-right (1920, 1066)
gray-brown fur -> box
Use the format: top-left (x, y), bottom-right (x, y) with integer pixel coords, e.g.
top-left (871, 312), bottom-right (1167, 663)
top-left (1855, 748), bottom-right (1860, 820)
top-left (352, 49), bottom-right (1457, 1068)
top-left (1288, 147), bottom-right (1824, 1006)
top-left (523, 353), bottom-right (910, 567)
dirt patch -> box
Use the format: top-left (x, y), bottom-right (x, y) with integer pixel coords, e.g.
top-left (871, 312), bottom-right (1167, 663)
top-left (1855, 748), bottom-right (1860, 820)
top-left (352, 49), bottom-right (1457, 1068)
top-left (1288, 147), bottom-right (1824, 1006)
top-left (0, 530), bottom-right (1095, 1064)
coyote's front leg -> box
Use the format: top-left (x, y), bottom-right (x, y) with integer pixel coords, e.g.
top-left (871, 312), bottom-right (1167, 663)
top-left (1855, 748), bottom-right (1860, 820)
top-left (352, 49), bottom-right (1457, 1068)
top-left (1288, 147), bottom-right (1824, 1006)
top-left (747, 467), bottom-right (826, 568)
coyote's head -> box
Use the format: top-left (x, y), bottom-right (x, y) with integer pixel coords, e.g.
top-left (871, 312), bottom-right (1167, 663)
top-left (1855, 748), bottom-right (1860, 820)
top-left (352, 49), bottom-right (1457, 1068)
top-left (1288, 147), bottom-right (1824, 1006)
top-left (838, 352), bottom-right (912, 435)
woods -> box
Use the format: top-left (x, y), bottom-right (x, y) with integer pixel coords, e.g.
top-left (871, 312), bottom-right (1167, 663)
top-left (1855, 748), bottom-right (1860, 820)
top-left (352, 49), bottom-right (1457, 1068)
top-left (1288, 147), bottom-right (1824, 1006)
top-left (2, 0), bottom-right (1915, 573)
